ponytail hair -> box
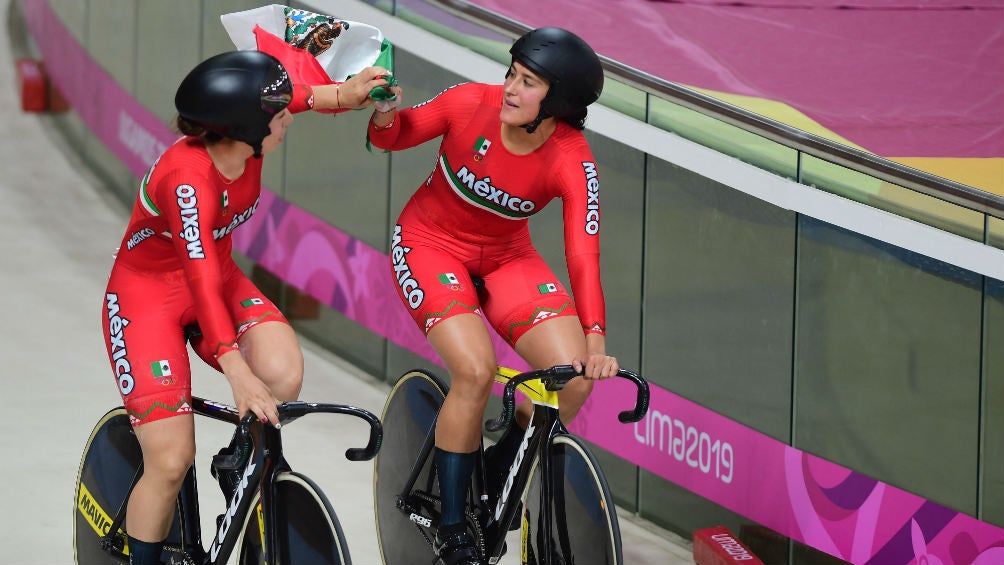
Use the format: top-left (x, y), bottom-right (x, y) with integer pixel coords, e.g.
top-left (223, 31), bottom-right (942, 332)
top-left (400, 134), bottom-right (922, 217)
top-left (175, 114), bottom-right (223, 144)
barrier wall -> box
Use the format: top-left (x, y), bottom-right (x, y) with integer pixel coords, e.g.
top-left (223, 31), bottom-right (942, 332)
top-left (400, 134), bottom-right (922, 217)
top-left (16, 0), bottom-right (1004, 563)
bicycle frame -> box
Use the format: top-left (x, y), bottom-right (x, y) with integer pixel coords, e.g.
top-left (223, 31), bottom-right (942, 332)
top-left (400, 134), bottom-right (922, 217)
top-left (394, 365), bottom-right (648, 564)
top-left (99, 396), bottom-right (381, 565)
top-left (481, 368), bottom-right (563, 562)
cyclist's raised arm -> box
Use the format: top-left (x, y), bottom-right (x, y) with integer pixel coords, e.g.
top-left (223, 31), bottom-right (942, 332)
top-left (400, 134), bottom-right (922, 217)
top-left (367, 82), bottom-right (481, 151)
top-left (311, 66), bottom-right (394, 111)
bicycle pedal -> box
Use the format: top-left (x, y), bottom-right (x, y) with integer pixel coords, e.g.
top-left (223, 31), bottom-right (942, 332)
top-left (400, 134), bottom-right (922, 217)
top-left (165, 552), bottom-right (198, 565)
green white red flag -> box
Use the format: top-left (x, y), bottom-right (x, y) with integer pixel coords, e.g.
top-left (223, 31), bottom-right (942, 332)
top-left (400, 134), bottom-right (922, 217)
top-left (221, 4), bottom-right (393, 113)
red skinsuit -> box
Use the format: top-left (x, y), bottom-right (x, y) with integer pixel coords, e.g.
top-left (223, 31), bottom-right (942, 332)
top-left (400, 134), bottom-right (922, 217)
top-left (369, 82), bottom-right (606, 345)
top-left (101, 137), bottom-right (287, 425)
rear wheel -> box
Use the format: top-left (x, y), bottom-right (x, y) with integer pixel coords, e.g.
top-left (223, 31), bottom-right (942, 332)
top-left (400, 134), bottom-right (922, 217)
top-left (373, 369), bottom-right (448, 564)
top-left (523, 434), bottom-right (622, 565)
top-left (73, 407), bottom-right (187, 565)
top-left (237, 471), bottom-right (350, 564)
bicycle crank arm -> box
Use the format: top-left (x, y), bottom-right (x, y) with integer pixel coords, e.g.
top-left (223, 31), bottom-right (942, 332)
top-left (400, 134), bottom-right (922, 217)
top-left (396, 495), bottom-right (438, 530)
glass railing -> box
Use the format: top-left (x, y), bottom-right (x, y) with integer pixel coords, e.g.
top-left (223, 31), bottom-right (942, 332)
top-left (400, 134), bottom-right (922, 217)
top-left (388, 0), bottom-right (1004, 242)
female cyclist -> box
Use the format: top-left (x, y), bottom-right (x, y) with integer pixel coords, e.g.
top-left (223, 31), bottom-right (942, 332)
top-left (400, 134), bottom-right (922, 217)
top-left (367, 28), bottom-right (617, 565)
top-left (99, 50), bottom-right (389, 565)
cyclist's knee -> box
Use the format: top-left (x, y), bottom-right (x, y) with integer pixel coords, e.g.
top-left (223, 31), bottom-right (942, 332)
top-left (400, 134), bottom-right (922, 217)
top-left (143, 443), bottom-right (194, 486)
top-left (251, 347), bottom-right (304, 400)
top-left (134, 415), bottom-right (194, 484)
top-left (239, 322), bottom-right (304, 399)
top-left (447, 361), bottom-right (496, 401)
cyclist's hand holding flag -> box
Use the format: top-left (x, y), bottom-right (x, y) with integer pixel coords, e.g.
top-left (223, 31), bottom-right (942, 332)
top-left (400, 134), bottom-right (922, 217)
top-left (221, 4), bottom-right (397, 113)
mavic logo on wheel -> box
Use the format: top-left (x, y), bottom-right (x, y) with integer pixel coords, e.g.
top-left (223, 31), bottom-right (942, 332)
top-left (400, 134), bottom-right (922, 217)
top-left (494, 422), bottom-right (535, 522)
top-left (409, 512), bottom-right (432, 528)
top-left (77, 482), bottom-right (114, 536)
top-left (209, 461), bottom-right (257, 561)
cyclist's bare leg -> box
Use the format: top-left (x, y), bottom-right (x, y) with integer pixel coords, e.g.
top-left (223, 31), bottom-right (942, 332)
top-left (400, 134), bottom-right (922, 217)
top-left (513, 316), bottom-right (595, 424)
top-left (127, 415), bottom-right (196, 542)
top-left (237, 320), bottom-right (304, 401)
top-left (427, 313), bottom-right (498, 452)
top-left (427, 313), bottom-right (498, 558)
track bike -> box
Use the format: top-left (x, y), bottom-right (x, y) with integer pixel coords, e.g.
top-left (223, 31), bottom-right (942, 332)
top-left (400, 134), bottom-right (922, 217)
top-left (373, 364), bottom-right (649, 564)
top-left (74, 395), bottom-right (382, 564)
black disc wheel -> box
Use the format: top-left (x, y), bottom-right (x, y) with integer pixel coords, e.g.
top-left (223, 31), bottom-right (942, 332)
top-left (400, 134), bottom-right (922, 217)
top-left (73, 407), bottom-right (186, 564)
top-left (373, 369), bottom-right (449, 564)
top-left (237, 471), bottom-right (350, 564)
top-left (523, 434), bottom-right (622, 565)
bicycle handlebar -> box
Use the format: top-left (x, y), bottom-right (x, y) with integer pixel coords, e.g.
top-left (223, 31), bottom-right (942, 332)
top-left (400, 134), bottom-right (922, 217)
top-left (484, 365), bottom-right (650, 433)
top-left (194, 397), bottom-right (383, 461)
top-left (278, 401), bottom-right (384, 461)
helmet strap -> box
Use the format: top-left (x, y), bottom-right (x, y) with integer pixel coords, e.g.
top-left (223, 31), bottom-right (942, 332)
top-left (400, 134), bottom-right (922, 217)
top-left (522, 107), bottom-right (553, 135)
top-left (521, 88), bottom-right (554, 134)
top-left (522, 114), bottom-right (544, 134)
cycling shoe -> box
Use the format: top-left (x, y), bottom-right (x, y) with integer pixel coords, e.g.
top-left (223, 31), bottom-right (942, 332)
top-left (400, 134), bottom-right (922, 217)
top-left (434, 529), bottom-right (484, 565)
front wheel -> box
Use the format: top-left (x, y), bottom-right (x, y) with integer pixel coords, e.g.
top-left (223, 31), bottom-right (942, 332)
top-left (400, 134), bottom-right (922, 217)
top-left (237, 471), bottom-right (350, 564)
top-left (73, 408), bottom-right (137, 565)
top-left (523, 434), bottom-right (622, 565)
top-left (73, 407), bottom-right (187, 565)
top-left (373, 369), bottom-right (449, 564)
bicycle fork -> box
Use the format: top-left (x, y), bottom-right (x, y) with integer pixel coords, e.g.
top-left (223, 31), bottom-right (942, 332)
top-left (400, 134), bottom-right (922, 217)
top-left (515, 411), bottom-right (573, 565)
top-left (257, 424), bottom-right (286, 565)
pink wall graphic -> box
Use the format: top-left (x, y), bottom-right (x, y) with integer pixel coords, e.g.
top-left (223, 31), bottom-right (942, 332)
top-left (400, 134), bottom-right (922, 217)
top-left (570, 379), bottom-right (1004, 564)
top-left (21, 1), bottom-right (1003, 562)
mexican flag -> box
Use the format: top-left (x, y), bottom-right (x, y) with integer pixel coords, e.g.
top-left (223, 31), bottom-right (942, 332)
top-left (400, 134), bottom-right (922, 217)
top-left (221, 4), bottom-right (394, 111)
top-left (438, 273), bottom-right (459, 285)
top-left (241, 298), bottom-right (265, 307)
top-left (151, 360), bottom-right (172, 377)
top-left (538, 283), bottom-right (559, 294)
top-left (474, 136), bottom-right (491, 156)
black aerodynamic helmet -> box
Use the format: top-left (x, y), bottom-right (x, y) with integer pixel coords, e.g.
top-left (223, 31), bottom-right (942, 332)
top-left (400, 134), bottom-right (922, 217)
top-left (175, 50), bottom-right (292, 158)
top-left (509, 27), bottom-right (604, 132)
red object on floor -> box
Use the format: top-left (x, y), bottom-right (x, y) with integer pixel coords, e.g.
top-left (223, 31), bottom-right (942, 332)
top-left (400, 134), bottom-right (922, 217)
top-left (15, 58), bottom-right (50, 112)
top-left (694, 526), bottom-right (765, 565)
top-left (48, 77), bottom-right (69, 113)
